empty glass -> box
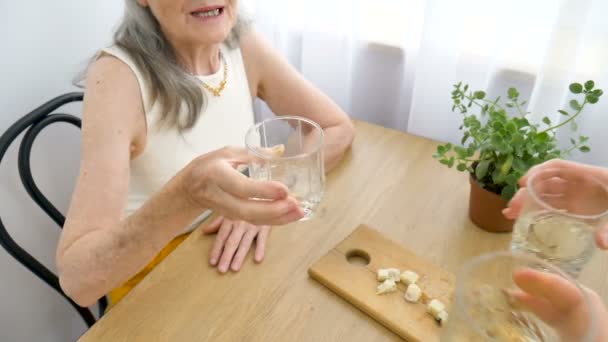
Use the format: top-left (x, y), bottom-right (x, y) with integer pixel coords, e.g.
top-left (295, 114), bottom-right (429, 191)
top-left (245, 116), bottom-right (325, 220)
top-left (441, 252), bottom-right (596, 342)
top-left (510, 167), bottom-right (608, 277)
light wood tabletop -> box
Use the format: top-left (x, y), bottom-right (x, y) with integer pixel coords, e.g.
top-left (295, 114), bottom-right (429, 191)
top-left (79, 121), bottom-right (608, 342)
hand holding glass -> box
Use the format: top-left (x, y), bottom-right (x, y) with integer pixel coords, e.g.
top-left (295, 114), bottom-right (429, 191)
top-left (245, 116), bottom-right (324, 220)
top-left (510, 167), bottom-right (608, 277)
top-left (442, 252), bottom-right (596, 341)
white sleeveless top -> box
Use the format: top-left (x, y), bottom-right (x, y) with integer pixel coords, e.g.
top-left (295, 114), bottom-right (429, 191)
top-left (101, 44), bottom-right (255, 231)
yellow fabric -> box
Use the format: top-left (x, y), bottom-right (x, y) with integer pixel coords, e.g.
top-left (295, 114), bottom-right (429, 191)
top-left (106, 232), bottom-right (191, 311)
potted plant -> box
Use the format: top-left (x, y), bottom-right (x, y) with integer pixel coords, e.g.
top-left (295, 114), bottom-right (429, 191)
top-left (433, 81), bottom-right (603, 232)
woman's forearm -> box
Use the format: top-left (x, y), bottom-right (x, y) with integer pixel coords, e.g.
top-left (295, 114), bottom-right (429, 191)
top-left (57, 172), bottom-right (204, 307)
top-left (323, 120), bottom-right (355, 172)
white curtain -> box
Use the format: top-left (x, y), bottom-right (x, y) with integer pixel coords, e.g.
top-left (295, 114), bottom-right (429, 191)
top-left (245, 0), bottom-right (608, 166)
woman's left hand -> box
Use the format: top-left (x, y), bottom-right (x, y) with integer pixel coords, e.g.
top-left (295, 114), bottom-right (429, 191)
top-left (203, 216), bottom-right (270, 273)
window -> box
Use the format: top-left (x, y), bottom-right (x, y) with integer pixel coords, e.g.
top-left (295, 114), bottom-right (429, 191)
top-left (247, 0), bottom-right (600, 75)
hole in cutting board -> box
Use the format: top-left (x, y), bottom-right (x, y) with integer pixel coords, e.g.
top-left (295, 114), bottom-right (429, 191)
top-left (346, 249), bottom-right (371, 266)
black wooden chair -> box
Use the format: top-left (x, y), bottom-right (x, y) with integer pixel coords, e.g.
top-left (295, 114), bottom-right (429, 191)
top-left (0, 92), bottom-right (107, 327)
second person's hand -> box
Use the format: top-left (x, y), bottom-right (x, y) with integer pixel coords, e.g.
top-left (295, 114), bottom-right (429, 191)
top-left (512, 268), bottom-right (608, 342)
top-left (503, 159), bottom-right (608, 249)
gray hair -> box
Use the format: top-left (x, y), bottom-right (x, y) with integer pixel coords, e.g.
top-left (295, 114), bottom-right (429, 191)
top-left (81, 1), bottom-right (250, 131)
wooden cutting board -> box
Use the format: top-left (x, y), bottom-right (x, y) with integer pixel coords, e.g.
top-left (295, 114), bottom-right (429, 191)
top-left (308, 225), bottom-right (455, 342)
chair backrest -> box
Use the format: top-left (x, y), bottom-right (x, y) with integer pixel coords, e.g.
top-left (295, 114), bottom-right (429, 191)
top-left (0, 93), bottom-right (106, 327)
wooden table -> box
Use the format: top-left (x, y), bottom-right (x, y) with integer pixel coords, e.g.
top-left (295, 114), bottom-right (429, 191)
top-left (79, 121), bottom-right (608, 341)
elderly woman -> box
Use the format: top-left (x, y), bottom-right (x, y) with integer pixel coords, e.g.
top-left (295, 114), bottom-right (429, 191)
top-left (57, 0), bottom-right (354, 308)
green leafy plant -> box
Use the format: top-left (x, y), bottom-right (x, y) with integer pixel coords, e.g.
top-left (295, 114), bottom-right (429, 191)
top-left (433, 81), bottom-right (602, 200)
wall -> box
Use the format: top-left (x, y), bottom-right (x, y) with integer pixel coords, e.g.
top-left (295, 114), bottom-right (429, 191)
top-left (0, 2), bottom-right (123, 341)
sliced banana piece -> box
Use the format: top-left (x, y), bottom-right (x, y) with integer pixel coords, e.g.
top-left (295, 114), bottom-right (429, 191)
top-left (266, 144), bottom-right (285, 157)
top-left (375, 266), bottom-right (447, 327)
top-left (255, 144), bottom-right (286, 158)
top-left (377, 268), bottom-right (401, 282)
top-left (376, 279), bottom-right (397, 295)
top-left (435, 310), bottom-right (448, 325)
top-left (427, 299), bottom-right (446, 317)
top-left (400, 270), bottom-right (420, 286)
top-left (404, 284), bottom-right (422, 303)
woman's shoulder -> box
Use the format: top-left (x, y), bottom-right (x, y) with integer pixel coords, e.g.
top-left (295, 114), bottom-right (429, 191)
top-left (88, 48), bottom-right (140, 93)
top-left (238, 29), bottom-right (271, 64)
top-left (83, 50), bottom-right (147, 155)
top-left (97, 46), bottom-right (143, 78)
top-left (85, 47), bottom-right (146, 122)
top-left (89, 45), bottom-right (152, 113)
top-left (238, 29), bottom-right (277, 95)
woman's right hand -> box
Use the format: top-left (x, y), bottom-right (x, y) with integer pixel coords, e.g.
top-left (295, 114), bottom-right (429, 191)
top-left (179, 146), bottom-right (304, 226)
top-left (512, 268), bottom-right (608, 342)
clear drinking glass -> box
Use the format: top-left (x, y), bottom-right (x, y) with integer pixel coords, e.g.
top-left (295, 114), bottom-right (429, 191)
top-left (442, 252), bottom-right (597, 342)
top-left (245, 116), bottom-right (325, 220)
top-left (510, 167), bottom-right (608, 277)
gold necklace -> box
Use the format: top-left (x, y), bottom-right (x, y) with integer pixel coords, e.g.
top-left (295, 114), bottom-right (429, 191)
top-left (199, 52), bottom-right (228, 97)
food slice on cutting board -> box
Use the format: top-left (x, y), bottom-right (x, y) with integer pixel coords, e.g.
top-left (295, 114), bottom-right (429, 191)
top-left (376, 279), bottom-right (398, 295)
top-left (400, 270), bottom-right (420, 285)
top-left (377, 268), bottom-right (401, 282)
top-left (427, 299), bottom-right (449, 325)
top-left (435, 310), bottom-right (448, 325)
top-left (375, 267), bottom-right (449, 325)
top-left (404, 284), bottom-right (422, 303)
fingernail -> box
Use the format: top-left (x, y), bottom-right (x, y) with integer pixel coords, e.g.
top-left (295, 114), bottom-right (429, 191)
top-left (277, 188), bottom-right (288, 198)
top-left (219, 265), bottom-right (228, 273)
top-left (290, 209), bottom-right (304, 220)
top-left (231, 263), bottom-right (240, 271)
top-left (282, 201), bottom-right (294, 213)
top-left (210, 258), bottom-right (217, 265)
